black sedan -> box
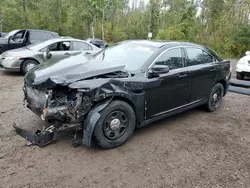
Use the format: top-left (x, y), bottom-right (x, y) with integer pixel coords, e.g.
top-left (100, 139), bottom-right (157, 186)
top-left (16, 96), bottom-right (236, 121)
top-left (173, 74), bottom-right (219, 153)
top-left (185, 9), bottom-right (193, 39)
top-left (16, 40), bottom-right (231, 149)
top-left (0, 29), bottom-right (59, 54)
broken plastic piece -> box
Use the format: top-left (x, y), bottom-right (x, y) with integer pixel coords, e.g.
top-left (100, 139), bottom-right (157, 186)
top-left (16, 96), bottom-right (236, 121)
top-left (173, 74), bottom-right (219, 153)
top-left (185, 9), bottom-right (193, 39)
top-left (13, 123), bottom-right (55, 147)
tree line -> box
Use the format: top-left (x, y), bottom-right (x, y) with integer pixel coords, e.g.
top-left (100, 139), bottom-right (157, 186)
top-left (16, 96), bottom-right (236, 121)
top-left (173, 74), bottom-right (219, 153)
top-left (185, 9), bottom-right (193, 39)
top-left (1, 0), bottom-right (250, 57)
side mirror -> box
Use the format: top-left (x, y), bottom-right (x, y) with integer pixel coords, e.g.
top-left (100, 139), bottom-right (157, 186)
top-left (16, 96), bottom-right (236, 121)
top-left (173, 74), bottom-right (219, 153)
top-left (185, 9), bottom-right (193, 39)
top-left (8, 36), bottom-right (13, 43)
top-left (245, 51), bottom-right (250, 56)
top-left (43, 48), bottom-right (52, 61)
top-left (147, 64), bottom-right (170, 78)
top-left (152, 64), bottom-right (170, 74)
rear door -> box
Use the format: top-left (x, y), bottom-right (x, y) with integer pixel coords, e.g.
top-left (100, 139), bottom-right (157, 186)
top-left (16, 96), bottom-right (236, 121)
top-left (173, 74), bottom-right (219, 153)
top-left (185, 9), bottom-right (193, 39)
top-left (184, 47), bottom-right (219, 102)
top-left (72, 41), bottom-right (94, 55)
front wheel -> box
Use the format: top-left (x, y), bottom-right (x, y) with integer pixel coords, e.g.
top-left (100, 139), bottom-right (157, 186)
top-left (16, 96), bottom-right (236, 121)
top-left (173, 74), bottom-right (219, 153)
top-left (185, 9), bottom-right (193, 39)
top-left (21, 59), bottom-right (38, 75)
top-left (207, 83), bottom-right (224, 112)
top-left (0, 47), bottom-right (3, 55)
top-left (93, 100), bottom-right (136, 149)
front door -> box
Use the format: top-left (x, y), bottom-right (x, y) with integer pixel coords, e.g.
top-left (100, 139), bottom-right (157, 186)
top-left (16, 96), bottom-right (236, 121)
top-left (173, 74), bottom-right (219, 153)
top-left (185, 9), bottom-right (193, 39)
top-left (47, 41), bottom-right (73, 61)
top-left (145, 47), bottom-right (191, 119)
top-left (72, 41), bottom-right (95, 55)
top-left (184, 47), bottom-right (218, 102)
top-left (8, 30), bottom-right (28, 50)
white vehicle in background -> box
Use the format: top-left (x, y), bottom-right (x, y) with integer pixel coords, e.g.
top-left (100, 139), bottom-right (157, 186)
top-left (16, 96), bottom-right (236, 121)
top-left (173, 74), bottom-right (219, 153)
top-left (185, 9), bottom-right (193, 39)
top-left (0, 38), bottom-right (101, 74)
top-left (236, 51), bottom-right (250, 80)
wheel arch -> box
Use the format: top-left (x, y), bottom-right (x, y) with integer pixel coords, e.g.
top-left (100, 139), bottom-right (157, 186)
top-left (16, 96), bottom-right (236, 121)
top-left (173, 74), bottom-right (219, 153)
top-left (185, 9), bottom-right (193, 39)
top-left (109, 94), bottom-right (144, 127)
top-left (20, 58), bottom-right (40, 73)
top-left (111, 96), bottom-right (136, 114)
top-left (20, 57), bottom-right (40, 65)
top-left (216, 79), bottom-right (227, 96)
top-left (83, 95), bottom-right (138, 147)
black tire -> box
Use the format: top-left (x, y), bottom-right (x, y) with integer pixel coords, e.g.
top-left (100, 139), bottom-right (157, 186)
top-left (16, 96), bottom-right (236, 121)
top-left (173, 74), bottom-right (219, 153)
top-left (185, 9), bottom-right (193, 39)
top-left (0, 47), bottom-right (3, 55)
top-left (207, 83), bottom-right (224, 112)
top-left (93, 100), bottom-right (136, 149)
top-left (236, 72), bottom-right (244, 80)
top-left (21, 59), bottom-right (38, 75)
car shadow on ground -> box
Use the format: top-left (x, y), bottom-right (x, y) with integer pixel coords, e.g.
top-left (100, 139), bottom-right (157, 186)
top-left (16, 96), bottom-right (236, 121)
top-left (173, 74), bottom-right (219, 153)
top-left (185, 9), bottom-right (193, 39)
top-left (133, 106), bottom-right (205, 137)
top-left (0, 70), bottom-right (23, 77)
top-left (42, 105), bottom-right (208, 151)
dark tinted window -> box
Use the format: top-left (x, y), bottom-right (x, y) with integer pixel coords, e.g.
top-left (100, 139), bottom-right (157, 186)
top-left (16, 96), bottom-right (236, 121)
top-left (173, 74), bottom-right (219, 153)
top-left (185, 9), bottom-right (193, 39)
top-left (186, 48), bottom-right (214, 66)
top-left (73, 42), bottom-right (92, 50)
top-left (30, 31), bottom-right (47, 43)
top-left (155, 48), bottom-right (184, 70)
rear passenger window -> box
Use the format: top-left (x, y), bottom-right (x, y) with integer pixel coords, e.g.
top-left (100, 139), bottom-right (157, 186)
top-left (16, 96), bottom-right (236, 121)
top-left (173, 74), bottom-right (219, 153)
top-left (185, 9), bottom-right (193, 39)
top-left (186, 48), bottom-right (214, 66)
top-left (73, 42), bottom-right (92, 51)
top-left (30, 31), bottom-right (47, 43)
top-left (155, 48), bottom-right (184, 70)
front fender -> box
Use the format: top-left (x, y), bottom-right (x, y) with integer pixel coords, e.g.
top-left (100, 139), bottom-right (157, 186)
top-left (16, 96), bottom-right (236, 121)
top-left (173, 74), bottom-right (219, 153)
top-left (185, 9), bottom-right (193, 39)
top-left (83, 99), bottom-right (112, 147)
top-left (20, 57), bottom-right (41, 64)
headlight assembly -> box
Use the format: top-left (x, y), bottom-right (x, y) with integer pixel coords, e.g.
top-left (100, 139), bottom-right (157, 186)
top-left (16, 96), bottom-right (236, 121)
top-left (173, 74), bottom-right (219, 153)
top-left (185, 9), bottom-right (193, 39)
top-left (4, 56), bottom-right (20, 60)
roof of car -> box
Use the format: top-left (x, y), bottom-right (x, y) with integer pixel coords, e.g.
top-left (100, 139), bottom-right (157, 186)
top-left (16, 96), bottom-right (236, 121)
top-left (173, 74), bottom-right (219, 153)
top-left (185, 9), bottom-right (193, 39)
top-left (122, 40), bottom-right (201, 48)
top-left (46, 38), bottom-right (86, 43)
top-left (17, 29), bottom-right (57, 33)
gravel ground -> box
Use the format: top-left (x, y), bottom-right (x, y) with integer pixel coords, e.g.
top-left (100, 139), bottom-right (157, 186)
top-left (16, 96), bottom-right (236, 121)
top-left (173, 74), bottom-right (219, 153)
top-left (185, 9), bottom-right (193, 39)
top-left (1, 60), bottom-right (250, 188)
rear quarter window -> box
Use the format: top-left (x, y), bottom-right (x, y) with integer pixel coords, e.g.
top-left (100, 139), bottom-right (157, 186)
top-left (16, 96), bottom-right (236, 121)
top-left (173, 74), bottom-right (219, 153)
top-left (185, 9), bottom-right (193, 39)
top-left (204, 46), bottom-right (222, 61)
top-left (45, 32), bottom-right (56, 39)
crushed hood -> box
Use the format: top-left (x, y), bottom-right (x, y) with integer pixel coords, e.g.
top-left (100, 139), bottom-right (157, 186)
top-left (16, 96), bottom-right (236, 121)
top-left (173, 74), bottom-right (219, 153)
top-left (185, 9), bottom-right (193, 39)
top-left (25, 54), bottom-right (126, 88)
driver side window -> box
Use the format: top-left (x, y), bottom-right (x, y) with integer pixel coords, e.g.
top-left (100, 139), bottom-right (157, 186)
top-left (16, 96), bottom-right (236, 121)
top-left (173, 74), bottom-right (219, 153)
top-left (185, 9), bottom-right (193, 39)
top-left (155, 48), bottom-right (184, 70)
top-left (12, 30), bottom-right (26, 42)
top-left (47, 42), bottom-right (71, 51)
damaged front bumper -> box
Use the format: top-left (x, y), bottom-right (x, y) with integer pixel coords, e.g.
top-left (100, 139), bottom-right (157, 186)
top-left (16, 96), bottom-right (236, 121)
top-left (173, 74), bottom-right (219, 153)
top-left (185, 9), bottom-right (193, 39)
top-left (16, 86), bottom-right (95, 147)
top-left (13, 123), bottom-right (56, 147)
top-left (13, 122), bottom-right (83, 147)
top-left (23, 86), bottom-right (90, 123)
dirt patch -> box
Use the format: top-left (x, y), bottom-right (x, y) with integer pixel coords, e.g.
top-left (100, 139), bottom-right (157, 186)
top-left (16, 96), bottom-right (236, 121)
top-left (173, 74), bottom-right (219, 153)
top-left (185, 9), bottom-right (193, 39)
top-left (0, 68), bottom-right (250, 188)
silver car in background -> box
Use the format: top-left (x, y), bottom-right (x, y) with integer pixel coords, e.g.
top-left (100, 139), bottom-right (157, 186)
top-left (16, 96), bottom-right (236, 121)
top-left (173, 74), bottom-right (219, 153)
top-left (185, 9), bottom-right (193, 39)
top-left (0, 38), bottom-right (101, 74)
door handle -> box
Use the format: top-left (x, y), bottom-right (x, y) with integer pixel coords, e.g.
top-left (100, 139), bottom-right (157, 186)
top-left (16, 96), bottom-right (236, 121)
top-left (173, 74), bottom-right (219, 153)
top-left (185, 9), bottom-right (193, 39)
top-left (64, 53), bottom-right (70, 55)
top-left (210, 68), bottom-right (216, 72)
top-left (85, 52), bottom-right (91, 55)
top-left (178, 73), bottom-right (188, 78)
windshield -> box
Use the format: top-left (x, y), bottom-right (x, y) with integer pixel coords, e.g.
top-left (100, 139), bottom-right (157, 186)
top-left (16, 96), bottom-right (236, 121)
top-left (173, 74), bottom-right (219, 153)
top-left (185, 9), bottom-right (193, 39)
top-left (25, 40), bottom-right (52, 50)
top-left (95, 43), bottom-right (157, 71)
top-left (4, 30), bottom-right (19, 39)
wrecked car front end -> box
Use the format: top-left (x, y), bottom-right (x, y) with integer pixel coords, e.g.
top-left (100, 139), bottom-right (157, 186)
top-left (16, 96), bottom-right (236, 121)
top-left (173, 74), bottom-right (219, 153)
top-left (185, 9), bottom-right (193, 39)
top-left (15, 57), bottom-right (135, 147)
top-left (24, 85), bottom-right (91, 125)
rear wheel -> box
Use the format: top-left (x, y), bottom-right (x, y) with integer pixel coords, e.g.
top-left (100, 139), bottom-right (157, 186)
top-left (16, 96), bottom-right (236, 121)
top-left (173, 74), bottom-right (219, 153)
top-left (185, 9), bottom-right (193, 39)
top-left (21, 59), bottom-right (38, 75)
top-left (93, 100), bottom-right (136, 149)
top-left (236, 72), bottom-right (244, 80)
top-left (207, 83), bottom-right (224, 112)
